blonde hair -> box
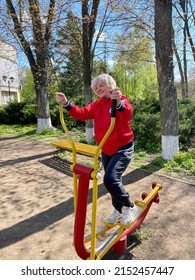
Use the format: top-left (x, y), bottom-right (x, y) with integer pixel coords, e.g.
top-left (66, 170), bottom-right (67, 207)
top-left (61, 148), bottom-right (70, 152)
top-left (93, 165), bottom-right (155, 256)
top-left (91, 74), bottom-right (116, 91)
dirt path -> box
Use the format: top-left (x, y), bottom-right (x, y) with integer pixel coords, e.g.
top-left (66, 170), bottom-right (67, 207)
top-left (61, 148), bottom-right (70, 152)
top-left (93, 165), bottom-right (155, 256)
top-left (0, 135), bottom-right (194, 260)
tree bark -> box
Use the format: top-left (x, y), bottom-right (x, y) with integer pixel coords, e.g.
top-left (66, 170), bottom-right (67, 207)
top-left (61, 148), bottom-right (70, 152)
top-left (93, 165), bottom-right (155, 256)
top-left (155, 0), bottom-right (179, 160)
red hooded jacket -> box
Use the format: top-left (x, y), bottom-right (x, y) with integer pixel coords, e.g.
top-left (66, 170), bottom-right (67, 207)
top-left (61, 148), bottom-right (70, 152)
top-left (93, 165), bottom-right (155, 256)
top-left (66, 96), bottom-right (134, 155)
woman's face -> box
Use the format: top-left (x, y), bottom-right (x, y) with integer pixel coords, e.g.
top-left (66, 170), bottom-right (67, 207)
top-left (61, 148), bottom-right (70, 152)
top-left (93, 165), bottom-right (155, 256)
top-left (94, 82), bottom-right (112, 98)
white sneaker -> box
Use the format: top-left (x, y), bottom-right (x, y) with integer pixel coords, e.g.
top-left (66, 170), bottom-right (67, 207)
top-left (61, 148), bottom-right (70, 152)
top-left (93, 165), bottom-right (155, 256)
top-left (105, 209), bottom-right (122, 224)
top-left (120, 205), bottom-right (142, 226)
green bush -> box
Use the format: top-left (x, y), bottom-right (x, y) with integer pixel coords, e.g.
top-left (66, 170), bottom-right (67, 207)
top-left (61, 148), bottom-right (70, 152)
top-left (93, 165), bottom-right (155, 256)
top-left (21, 104), bottom-right (37, 124)
top-left (131, 97), bottom-right (195, 152)
top-left (131, 97), bottom-right (161, 151)
top-left (0, 101), bottom-right (26, 124)
top-left (0, 107), bottom-right (8, 123)
top-left (178, 99), bottom-right (195, 150)
top-left (154, 148), bottom-right (195, 175)
top-left (0, 101), bottom-right (37, 125)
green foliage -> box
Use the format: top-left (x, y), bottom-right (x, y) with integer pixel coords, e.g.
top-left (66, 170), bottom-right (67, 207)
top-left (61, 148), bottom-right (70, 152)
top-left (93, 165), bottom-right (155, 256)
top-left (113, 62), bottom-right (158, 99)
top-left (173, 149), bottom-right (195, 175)
top-left (92, 60), bottom-right (110, 77)
top-left (0, 124), bottom-right (36, 135)
top-left (132, 227), bottom-right (153, 241)
top-left (20, 69), bottom-right (36, 103)
top-left (36, 127), bottom-right (61, 137)
top-left (53, 11), bottom-right (83, 98)
top-left (133, 150), bottom-right (148, 160)
top-left (48, 97), bottom-right (62, 127)
top-left (61, 96), bottom-right (86, 130)
top-left (77, 132), bottom-right (97, 145)
top-left (0, 93), bottom-right (86, 133)
top-left (0, 96), bottom-right (194, 153)
top-left (178, 99), bottom-right (195, 149)
top-left (131, 97), bottom-right (161, 152)
top-left (154, 148), bottom-right (195, 175)
top-left (112, 28), bottom-right (158, 99)
top-left (0, 101), bottom-right (24, 124)
top-left (0, 106), bottom-right (8, 123)
top-left (131, 97), bottom-right (194, 152)
top-left (0, 101), bottom-right (37, 124)
top-left (21, 104), bottom-right (37, 123)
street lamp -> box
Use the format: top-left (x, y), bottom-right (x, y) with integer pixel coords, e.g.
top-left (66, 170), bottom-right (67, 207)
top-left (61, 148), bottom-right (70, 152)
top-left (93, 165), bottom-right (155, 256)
top-left (2, 75), bottom-right (14, 101)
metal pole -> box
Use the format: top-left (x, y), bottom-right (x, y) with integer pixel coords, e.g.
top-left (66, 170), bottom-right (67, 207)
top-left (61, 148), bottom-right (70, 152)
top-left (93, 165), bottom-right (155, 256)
top-left (8, 80), bottom-right (11, 101)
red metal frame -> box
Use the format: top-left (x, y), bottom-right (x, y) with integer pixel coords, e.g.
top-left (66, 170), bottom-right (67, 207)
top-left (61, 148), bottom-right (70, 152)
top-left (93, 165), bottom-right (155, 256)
top-left (73, 163), bottom-right (93, 259)
top-left (73, 167), bottom-right (161, 259)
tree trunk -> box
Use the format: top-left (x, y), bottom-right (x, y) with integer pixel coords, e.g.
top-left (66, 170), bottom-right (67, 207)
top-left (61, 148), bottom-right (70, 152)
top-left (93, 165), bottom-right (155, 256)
top-left (82, 32), bottom-right (94, 143)
top-left (155, 0), bottom-right (179, 160)
top-left (32, 54), bottom-right (54, 133)
top-left (35, 83), bottom-right (53, 133)
top-left (81, 0), bottom-right (100, 143)
top-left (84, 82), bottom-right (94, 143)
top-left (183, 21), bottom-right (189, 98)
top-left (172, 26), bottom-right (186, 98)
top-left (5, 0), bottom-right (56, 133)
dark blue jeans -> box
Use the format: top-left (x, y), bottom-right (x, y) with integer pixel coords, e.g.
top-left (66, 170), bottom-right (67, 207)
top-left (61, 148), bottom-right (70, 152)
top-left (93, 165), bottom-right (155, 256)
top-left (102, 141), bottom-right (134, 213)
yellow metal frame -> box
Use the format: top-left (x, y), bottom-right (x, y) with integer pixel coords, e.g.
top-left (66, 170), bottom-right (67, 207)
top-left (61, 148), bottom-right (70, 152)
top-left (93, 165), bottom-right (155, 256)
top-left (51, 139), bottom-right (98, 157)
top-left (89, 116), bottom-right (116, 259)
top-left (134, 183), bottom-right (163, 209)
top-left (59, 104), bottom-right (117, 259)
top-left (83, 183), bottom-right (163, 259)
top-left (59, 105), bottom-right (77, 212)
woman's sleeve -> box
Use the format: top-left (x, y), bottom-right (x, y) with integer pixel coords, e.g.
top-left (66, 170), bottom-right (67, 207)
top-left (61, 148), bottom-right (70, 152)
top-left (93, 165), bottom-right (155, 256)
top-left (65, 102), bottom-right (95, 121)
top-left (116, 97), bottom-right (134, 121)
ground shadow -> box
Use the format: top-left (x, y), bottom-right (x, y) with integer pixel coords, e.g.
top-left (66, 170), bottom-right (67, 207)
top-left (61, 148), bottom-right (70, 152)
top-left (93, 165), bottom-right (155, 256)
top-left (0, 199), bottom-right (74, 249)
top-left (0, 151), bottom-right (56, 167)
top-left (123, 163), bottom-right (162, 185)
top-left (41, 155), bottom-right (162, 187)
top-left (0, 135), bottom-right (24, 142)
top-left (40, 156), bottom-right (73, 177)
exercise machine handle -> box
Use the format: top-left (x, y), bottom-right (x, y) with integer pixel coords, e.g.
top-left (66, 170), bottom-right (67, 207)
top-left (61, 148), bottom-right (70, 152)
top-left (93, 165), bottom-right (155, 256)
top-left (111, 99), bottom-right (117, 117)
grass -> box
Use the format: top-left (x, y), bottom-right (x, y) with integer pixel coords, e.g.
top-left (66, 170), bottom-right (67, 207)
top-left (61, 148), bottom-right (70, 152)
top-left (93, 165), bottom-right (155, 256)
top-left (132, 227), bottom-right (153, 241)
top-left (132, 149), bottom-right (195, 176)
top-left (0, 124), bottom-right (195, 177)
top-left (0, 124), bottom-right (37, 135)
top-left (153, 150), bottom-right (195, 176)
top-left (0, 124), bottom-right (63, 138)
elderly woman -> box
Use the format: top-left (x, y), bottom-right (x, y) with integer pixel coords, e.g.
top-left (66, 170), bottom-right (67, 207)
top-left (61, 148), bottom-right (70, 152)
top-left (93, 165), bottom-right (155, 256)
top-left (56, 73), bottom-right (141, 226)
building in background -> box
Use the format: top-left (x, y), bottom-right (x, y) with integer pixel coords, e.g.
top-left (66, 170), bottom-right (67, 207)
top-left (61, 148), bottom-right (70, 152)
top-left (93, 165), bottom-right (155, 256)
top-left (0, 41), bottom-right (21, 105)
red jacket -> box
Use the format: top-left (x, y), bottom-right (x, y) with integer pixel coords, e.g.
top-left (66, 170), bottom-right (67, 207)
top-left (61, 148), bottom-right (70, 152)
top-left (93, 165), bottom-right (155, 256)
top-left (66, 96), bottom-right (134, 155)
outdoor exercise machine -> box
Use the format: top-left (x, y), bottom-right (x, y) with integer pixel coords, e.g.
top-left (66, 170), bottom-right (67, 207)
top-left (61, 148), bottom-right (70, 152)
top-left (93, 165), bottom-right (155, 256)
top-left (52, 100), bottom-right (162, 260)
